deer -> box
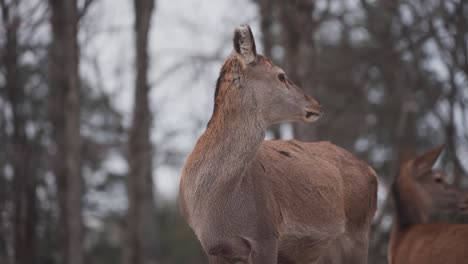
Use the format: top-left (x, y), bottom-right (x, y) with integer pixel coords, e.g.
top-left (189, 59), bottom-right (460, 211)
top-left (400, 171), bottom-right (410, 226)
top-left (388, 145), bottom-right (468, 264)
top-left (179, 24), bottom-right (378, 264)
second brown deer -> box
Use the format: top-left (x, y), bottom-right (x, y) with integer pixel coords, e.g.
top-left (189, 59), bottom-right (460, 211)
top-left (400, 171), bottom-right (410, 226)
top-left (389, 145), bottom-right (468, 264)
top-left (179, 25), bottom-right (378, 263)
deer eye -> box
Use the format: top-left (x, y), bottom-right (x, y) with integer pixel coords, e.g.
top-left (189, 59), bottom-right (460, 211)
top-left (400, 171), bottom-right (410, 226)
top-left (434, 178), bottom-right (443, 183)
top-left (278, 73), bottom-right (286, 82)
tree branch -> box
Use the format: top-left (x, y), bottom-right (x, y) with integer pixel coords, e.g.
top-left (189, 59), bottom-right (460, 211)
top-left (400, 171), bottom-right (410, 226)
top-left (77, 0), bottom-right (96, 21)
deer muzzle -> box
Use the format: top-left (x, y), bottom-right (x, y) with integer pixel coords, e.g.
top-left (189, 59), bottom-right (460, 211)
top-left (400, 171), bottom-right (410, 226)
top-left (303, 96), bottom-right (322, 122)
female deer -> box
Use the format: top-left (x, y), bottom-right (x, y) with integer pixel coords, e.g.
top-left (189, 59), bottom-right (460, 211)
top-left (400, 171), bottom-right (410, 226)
top-left (179, 25), bottom-right (378, 264)
top-left (389, 146), bottom-right (468, 264)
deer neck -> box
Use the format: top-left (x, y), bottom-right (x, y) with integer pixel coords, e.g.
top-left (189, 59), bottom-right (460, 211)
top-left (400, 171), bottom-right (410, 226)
top-left (389, 177), bottom-right (430, 260)
top-left (392, 176), bottom-right (430, 228)
top-left (186, 102), bottom-right (266, 187)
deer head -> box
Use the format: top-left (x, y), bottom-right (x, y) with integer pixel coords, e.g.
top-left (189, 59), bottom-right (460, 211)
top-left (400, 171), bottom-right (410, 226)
top-left (211, 24), bottom-right (322, 127)
top-left (393, 145), bottom-right (468, 227)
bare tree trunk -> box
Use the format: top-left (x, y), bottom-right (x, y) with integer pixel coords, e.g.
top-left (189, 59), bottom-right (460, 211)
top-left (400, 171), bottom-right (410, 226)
top-left (49, 1), bottom-right (83, 264)
top-left (277, 0), bottom-right (317, 141)
top-left (257, 0), bottom-right (281, 139)
top-left (0, 1), bottom-right (37, 264)
top-left (446, 69), bottom-right (464, 185)
top-left (122, 0), bottom-right (159, 264)
top-left (259, 0), bottom-right (274, 59)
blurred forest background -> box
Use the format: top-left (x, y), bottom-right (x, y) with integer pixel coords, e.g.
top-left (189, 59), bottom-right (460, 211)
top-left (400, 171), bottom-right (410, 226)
top-left (0, 0), bottom-right (467, 263)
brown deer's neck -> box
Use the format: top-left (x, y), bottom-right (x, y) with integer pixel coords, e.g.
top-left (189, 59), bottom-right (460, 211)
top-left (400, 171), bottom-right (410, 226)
top-left (392, 175), bottom-right (429, 229)
top-left (389, 174), bottom-right (430, 261)
top-left (184, 102), bottom-right (266, 191)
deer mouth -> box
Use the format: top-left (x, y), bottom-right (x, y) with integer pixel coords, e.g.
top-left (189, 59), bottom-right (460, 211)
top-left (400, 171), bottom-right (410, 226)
top-left (304, 110), bottom-right (321, 122)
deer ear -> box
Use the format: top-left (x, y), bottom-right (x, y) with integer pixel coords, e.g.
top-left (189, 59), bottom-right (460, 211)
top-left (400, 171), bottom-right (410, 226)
top-left (413, 144), bottom-right (445, 177)
top-left (233, 24), bottom-right (257, 64)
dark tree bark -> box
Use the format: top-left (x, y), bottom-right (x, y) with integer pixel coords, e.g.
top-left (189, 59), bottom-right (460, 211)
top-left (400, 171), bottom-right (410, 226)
top-left (122, 0), bottom-right (159, 264)
top-left (446, 69), bottom-right (464, 186)
top-left (277, 0), bottom-right (318, 141)
top-left (257, 0), bottom-right (282, 139)
top-left (48, 1), bottom-right (83, 264)
top-left (0, 1), bottom-right (37, 264)
top-left (259, 0), bottom-right (274, 59)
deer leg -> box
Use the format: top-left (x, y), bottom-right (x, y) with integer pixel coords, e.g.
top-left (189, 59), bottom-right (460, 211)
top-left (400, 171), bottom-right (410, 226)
top-left (206, 238), bottom-right (252, 264)
top-left (248, 235), bottom-right (278, 264)
top-left (208, 255), bottom-right (248, 264)
top-left (208, 255), bottom-right (226, 264)
top-left (207, 236), bottom-right (278, 264)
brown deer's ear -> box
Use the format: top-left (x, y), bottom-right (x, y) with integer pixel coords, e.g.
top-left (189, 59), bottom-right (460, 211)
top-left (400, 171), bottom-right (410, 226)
top-left (233, 24), bottom-right (257, 64)
top-left (413, 144), bottom-right (445, 177)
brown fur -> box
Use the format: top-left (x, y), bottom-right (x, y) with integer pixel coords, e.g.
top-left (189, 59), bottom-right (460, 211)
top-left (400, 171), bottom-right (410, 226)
top-left (179, 25), bottom-right (378, 264)
top-left (388, 146), bottom-right (468, 264)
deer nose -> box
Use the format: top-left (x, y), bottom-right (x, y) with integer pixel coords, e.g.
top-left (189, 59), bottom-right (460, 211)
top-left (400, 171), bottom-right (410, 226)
top-left (316, 103), bottom-right (323, 113)
top-left (307, 95), bottom-right (322, 112)
top-left (316, 105), bottom-right (325, 118)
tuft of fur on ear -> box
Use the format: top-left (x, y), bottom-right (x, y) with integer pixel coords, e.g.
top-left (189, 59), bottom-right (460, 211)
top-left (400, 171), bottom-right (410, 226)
top-left (413, 144), bottom-right (445, 177)
top-left (233, 24), bottom-right (257, 64)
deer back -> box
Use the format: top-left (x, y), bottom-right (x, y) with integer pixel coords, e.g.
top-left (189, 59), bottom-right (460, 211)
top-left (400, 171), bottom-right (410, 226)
top-left (252, 140), bottom-right (378, 235)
